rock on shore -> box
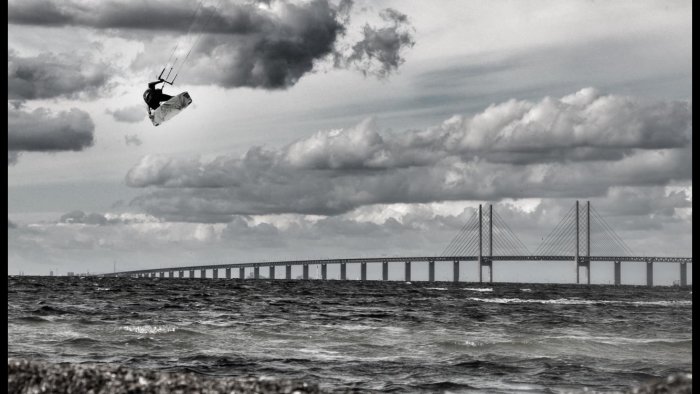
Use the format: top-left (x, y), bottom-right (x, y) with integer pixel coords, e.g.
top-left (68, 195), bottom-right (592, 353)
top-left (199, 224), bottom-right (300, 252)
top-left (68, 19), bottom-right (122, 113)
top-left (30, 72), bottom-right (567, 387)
top-left (626, 372), bottom-right (692, 394)
top-left (8, 358), bottom-right (325, 394)
top-left (7, 358), bottom-right (691, 393)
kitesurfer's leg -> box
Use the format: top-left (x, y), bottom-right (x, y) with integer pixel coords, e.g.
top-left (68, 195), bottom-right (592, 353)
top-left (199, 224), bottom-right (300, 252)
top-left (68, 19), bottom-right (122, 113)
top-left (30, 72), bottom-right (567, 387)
top-left (158, 92), bottom-right (173, 102)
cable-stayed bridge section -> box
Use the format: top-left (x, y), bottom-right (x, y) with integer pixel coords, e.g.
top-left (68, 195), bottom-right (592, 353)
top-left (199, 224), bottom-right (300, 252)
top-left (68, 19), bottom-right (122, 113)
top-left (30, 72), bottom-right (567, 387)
top-left (100, 201), bottom-right (691, 286)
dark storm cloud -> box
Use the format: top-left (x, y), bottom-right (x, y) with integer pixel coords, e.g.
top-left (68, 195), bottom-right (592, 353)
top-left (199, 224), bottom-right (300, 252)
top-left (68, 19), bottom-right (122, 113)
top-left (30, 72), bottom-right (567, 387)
top-left (9, 0), bottom-right (346, 89)
top-left (8, 107), bottom-right (95, 160)
top-left (338, 8), bottom-right (415, 78)
top-left (8, 50), bottom-right (113, 100)
top-left (9, 219), bottom-right (18, 229)
top-left (9, 0), bottom-right (416, 90)
top-left (182, 0), bottom-right (347, 89)
top-left (8, 0), bottom-right (269, 33)
top-left (107, 105), bottom-right (147, 123)
top-left (124, 89), bottom-right (692, 220)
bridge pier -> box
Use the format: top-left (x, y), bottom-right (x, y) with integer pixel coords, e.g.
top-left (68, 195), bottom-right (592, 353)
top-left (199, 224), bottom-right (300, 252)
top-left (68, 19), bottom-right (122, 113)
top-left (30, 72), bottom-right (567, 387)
top-left (321, 264), bottom-right (327, 280)
top-left (340, 263), bottom-right (346, 280)
top-left (200, 269), bottom-right (206, 279)
top-left (179, 270), bottom-right (184, 278)
top-left (286, 265), bottom-right (292, 280)
top-left (361, 262), bottom-right (367, 281)
top-left (239, 267), bottom-right (245, 279)
top-left (453, 261), bottom-right (459, 282)
top-left (270, 265), bottom-right (275, 279)
top-left (405, 261), bottom-right (411, 281)
top-left (647, 260), bottom-right (654, 287)
top-left (213, 269), bottom-right (218, 279)
top-left (382, 261), bottom-right (388, 281)
top-left (479, 259), bottom-right (492, 283)
top-left (226, 268), bottom-right (231, 279)
top-left (159, 272), bottom-right (164, 278)
top-left (680, 262), bottom-right (687, 286)
top-left (577, 260), bottom-right (590, 285)
top-left (303, 264), bottom-right (309, 280)
top-left (190, 270), bottom-right (195, 278)
top-left (614, 261), bottom-right (621, 285)
top-left (428, 261), bottom-right (435, 282)
top-left (254, 266), bottom-right (260, 279)
top-left (169, 271), bottom-right (174, 278)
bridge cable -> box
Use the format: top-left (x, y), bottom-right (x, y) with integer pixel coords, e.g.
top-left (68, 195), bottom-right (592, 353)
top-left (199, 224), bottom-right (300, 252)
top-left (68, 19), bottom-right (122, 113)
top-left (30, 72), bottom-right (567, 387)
top-left (590, 207), bottom-right (635, 256)
top-left (534, 205), bottom-right (575, 255)
top-left (454, 220), bottom-right (482, 256)
top-left (535, 205), bottom-right (576, 256)
top-left (493, 211), bottom-right (531, 256)
top-left (441, 210), bottom-right (479, 256)
top-left (441, 209), bottom-right (478, 255)
top-left (540, 213), bottom-right (577, 256)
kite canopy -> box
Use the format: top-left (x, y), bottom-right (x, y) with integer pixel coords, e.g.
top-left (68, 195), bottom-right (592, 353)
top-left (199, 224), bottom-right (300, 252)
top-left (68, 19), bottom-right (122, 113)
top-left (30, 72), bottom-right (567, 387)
top-left (148, 92), bottom-right (192, 126)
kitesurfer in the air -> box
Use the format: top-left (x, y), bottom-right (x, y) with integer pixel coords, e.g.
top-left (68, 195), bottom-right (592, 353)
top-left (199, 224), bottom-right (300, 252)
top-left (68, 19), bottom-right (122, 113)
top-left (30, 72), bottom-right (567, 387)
top-left (143, 78), bottom-right (173, 114)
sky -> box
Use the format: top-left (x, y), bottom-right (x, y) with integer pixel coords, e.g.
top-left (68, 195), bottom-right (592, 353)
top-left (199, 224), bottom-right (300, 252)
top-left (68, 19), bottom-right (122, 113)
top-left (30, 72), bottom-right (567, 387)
top-left (7, 0), bottom-right (692, 285)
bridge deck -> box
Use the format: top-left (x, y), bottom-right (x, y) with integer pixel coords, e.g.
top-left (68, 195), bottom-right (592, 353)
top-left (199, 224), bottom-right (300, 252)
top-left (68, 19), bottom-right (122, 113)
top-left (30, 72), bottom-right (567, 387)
top-left (100, 255), bottom-right (691, 277)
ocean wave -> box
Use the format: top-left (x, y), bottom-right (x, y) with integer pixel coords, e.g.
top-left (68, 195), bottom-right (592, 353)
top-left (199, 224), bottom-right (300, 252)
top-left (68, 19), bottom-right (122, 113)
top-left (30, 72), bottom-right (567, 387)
top-left (60, 337), bottom-right (100, 346)
top-left (119, 325), bottom-right (177, 335)
top-left (462, 288), bottom-right (493, 292)
top-left (465, 297), bottom-right (692, 306)
top-left (14, 316), bottom-right (50, 323)
top-left (546, 335), bottom-right (692, 346)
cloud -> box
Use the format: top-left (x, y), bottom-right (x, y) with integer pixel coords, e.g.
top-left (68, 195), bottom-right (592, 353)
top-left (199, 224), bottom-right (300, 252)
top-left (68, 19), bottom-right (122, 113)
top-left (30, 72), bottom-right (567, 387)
top-left (179, 0), bottom-right (348, 89)
top-left (9, 0), bottom-right (416, 90)
top-left (107, 105), bottom-right (147, 123)
top-left (58, 210), bottom-right (158, 226)
top-left (8, 50), bottom-right (113, 100)
top-left (124, 134), bottom-right (143, 147)
top-left (337, 8), bottom-right (415, 78)
top-left (8, 0), bottom-right (265, 33)
top-left (8, 189), bottom-right (691, 277)
top-left (60, 210), bottom-right (108, 225)
top-left (9, 0), bottom-right (346, 89)
top-left (8, 107), bottom-right (95, 163)
top-left (8, 152), bottom-right (20, 166)
top-left (9, 219), bottom-right (18, 229)
top-left (124, 89), bottom-right (692, 220)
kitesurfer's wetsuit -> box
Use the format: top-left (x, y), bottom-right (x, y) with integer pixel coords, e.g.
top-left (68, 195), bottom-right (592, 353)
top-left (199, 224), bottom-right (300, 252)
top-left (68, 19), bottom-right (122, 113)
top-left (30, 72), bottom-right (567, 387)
top-left (143, 80), bottom-right (173, 111)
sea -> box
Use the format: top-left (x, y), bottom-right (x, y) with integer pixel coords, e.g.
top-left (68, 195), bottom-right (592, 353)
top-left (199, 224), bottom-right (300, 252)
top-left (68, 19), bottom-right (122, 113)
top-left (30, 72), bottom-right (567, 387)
top-left (7, 276), bottom-right (693, 393)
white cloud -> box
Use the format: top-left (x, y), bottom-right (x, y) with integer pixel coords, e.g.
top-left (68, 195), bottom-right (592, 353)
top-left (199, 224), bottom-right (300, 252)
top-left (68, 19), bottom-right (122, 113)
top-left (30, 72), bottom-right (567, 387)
top-left (124, 89), bottom-right (692, 219)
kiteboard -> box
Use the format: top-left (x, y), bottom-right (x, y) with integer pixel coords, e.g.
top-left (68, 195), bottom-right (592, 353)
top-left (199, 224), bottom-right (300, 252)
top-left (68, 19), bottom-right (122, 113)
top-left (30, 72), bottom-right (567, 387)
top-left (149, 92), bottom-right (192, 126)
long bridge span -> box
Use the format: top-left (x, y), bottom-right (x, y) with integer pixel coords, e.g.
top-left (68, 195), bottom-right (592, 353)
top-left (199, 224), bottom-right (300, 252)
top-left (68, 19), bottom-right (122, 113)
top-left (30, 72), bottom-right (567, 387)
top-left (99, 201), bottom-right (692, 286)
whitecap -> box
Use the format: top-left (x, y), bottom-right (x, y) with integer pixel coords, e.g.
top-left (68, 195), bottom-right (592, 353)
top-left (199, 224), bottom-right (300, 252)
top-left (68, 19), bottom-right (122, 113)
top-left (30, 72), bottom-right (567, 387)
top-left (463, 288), bottom-right (493, 292)
top-left (120, 325), bottom-right (176, 334)
top-left (465, 297), bottom-right (692, 306)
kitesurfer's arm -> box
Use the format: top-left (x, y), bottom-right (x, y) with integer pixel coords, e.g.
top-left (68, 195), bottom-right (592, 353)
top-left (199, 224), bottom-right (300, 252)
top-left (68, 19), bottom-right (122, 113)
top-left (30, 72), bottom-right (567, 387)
top-left (147, 79), bottom-right (165, 90)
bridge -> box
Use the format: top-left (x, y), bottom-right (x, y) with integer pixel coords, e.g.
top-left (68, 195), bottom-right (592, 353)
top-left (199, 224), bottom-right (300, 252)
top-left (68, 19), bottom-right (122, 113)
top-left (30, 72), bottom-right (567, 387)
top-left (99, 201), bottom-right (691, 286)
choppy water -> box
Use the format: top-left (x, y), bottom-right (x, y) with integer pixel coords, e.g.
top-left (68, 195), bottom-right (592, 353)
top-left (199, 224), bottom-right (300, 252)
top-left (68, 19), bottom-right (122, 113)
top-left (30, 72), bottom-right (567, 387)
top-left (7, 277), bottom-right (692, 393)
